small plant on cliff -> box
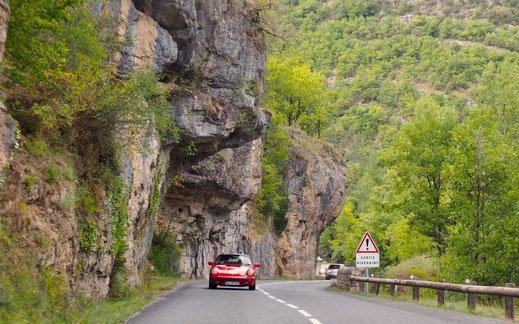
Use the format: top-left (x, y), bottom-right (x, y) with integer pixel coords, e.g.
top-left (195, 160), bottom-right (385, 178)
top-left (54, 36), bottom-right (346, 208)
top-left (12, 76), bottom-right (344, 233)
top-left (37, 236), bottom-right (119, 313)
top-left (149, 231), bottom-right (181, 276)
top-left (255, 113), bottom-right (290, 235)
top-left (108, 178), bottom-right (129, 259)
top-left (78, 220), bottom-right (99, 253)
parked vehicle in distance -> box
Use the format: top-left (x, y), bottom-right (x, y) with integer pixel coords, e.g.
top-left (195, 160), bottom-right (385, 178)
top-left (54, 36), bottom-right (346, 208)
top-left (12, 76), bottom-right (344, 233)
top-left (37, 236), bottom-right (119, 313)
top-left (325, 263), bottom-right (345, 279)
top-left (208, 254), bottom-right (261, 290)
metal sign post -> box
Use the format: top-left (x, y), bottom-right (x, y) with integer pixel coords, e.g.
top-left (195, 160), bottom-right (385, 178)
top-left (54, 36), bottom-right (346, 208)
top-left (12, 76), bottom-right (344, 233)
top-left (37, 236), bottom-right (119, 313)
top-left (355, 232), bottom-right (380, 293)
top-left (365, 268), bottom-right (370, 293)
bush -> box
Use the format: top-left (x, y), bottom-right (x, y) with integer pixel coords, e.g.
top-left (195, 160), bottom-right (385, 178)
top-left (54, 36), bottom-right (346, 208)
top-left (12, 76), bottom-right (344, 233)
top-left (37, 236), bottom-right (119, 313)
top-left (254, 113), bottom-right (290, 235)
top-left (78, 221), bottom-right (99, 253)
top-left (46, 164), bottom-right (60, 183)
top-left (108, 178), bottom-right (129, 258)
top-left (385, 256), bottom-right (439, 280)
top-left (148, 232), bottom-right (181, 276)
top-left (25, 139), bottom-right (49, 157)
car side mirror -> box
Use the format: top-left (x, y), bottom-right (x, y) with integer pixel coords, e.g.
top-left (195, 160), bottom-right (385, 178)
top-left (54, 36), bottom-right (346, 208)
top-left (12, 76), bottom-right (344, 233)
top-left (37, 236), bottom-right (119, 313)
top-left (208, 262), bottom-right (215, 266)
top-left (253, 263), bottom-right (261, 268)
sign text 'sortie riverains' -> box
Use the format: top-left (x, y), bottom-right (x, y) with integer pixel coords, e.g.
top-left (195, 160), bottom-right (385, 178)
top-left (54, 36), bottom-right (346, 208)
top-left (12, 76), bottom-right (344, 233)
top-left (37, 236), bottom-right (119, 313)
top-left (355, 232), bottom-right (380, 268)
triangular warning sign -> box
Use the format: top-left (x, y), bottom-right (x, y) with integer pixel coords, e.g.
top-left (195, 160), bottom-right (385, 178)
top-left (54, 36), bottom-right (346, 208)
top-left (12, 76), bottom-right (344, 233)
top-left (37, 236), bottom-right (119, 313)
top-left (356, 232), bottom-right (379, 253)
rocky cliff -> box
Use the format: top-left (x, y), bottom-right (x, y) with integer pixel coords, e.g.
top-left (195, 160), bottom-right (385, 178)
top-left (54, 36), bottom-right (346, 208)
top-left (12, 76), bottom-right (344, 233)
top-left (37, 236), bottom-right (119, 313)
top-left (0, 0), bottom-right (346, 300)
top-left (92, 0), bottom-right (269, 295)
top-left (275, 128), bottom-right (347, 277)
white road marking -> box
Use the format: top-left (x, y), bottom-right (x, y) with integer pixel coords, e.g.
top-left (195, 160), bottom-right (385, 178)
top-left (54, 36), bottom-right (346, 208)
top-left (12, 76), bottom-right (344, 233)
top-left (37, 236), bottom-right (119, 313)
top-left (298, 310), bottom-right (312, 317)
top-left (261, 281), bottom-right (323, 324)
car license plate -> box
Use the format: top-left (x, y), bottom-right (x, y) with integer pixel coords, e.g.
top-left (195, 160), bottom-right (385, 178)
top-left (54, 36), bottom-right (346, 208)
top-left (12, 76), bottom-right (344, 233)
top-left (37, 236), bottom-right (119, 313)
top-left (225, 281), bottom-right (240, 286)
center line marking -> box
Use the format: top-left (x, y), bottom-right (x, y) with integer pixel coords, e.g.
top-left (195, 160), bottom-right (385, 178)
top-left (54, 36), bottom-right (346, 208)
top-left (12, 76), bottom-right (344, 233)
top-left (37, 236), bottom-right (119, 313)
top-left (298, 310), bottom-right (311, 317)
top-left (261, 281), bottom-right (324, 324)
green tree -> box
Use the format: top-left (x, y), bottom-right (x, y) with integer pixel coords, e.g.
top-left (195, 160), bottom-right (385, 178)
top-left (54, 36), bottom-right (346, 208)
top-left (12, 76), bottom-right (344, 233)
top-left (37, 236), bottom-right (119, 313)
top-left (265, 55), bottom-right (329, 129)
top-left (382, 98), bottom-right (458, 253)
top-left (442, 108), bottom-right (519, 285)
top-left (255, 113), bottom-right (290, 235)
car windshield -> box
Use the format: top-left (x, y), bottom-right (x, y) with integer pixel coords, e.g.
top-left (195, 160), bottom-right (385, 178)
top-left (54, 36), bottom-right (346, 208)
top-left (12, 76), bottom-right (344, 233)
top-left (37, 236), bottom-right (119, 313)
top-left (216, 255), bottom-right (251, 266)
top-left (328, 264), bottom-right (341, 269)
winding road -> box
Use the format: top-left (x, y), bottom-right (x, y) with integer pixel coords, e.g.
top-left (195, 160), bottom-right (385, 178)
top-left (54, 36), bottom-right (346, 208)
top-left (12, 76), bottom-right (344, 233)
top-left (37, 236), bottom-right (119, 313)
top-left (128, 280), bottom-right (503, 324)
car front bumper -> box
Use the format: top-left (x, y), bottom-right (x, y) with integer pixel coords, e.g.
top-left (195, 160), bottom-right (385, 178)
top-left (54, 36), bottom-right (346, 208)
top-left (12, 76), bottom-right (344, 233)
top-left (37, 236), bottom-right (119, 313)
top-left (210, 275), bottom-right (255, 287)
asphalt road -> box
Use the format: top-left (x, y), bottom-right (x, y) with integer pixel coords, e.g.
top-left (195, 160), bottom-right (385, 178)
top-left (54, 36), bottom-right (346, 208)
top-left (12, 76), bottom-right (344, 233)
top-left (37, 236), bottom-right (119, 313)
top-left (128, 280), bottom-right (504, 324)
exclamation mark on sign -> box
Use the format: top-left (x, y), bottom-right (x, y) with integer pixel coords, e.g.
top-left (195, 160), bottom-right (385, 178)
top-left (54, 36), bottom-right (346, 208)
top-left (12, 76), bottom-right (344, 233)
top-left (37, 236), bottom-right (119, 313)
top-left (366, 238), bottom-right (369, 249)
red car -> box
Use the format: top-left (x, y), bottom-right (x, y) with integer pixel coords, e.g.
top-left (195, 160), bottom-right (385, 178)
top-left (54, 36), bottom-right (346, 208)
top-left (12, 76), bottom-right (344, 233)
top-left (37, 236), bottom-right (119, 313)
top-left (208, 254), bottom-right (261, 290)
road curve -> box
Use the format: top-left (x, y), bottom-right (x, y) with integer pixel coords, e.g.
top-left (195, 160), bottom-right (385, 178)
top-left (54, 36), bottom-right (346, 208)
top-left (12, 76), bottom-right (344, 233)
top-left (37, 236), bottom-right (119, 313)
top-left (128, 280), bottom-right (504, 324)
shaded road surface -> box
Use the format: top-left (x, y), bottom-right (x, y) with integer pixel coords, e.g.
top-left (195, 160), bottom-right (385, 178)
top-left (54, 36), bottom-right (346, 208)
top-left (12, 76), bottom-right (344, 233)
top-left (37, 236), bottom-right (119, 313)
top-left (128, 280), bottom-right (503, 324)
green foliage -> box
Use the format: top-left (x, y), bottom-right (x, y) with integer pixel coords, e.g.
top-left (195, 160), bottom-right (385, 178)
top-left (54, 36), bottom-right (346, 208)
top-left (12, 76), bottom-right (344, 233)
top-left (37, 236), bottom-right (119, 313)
top-left (4, 0), bottom-right (178, 144)
top-left (274, 0), bottom-right (519, 285)
top-left (385, 256), bottom-right (439, 280)
top-left (108, 264), bottom-right (134, 301)
top-left (266, 55), bottom-right (330, 136)
top-left (22, 175), bottom-right (36, 191)
top-left (109, 178), bottom-right (129, 259)
top-left (46, 164), bottom-right (60, 183)
top-left (254, 113), bottom-right (290, 235)
top-left (79, 220), bottom-right (99, 253)
top-left (147, 173), bottom-right (163, 220)
top-left (79, 192), bottom-right (97, 217)
top-left (440, 107), bottom-right (519, 285)
top-left (149, 232), bottom-right (181, 276)
top-left (25, 139), bottom-right (50, 157)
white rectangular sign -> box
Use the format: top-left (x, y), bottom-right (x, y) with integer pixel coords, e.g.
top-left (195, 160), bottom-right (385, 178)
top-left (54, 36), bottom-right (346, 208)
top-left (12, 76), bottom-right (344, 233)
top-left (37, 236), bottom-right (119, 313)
top-left (356, 253), bottom-right (380, 268)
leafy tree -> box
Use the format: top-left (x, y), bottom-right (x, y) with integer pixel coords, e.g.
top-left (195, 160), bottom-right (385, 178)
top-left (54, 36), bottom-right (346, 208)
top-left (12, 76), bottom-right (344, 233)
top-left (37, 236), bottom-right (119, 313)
top-left (441, 108), bottom-right (519, 285)
top-left (265, 55), bottom-right (329, 131)
top-left (381, 98), bottom-right (458, 253)
top-left (255, 113), bottom-right (290, 235)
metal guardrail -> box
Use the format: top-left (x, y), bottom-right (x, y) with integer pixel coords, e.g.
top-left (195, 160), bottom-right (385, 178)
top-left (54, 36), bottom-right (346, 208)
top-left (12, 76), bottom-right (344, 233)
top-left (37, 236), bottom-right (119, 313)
top-left (344, 274), bottom-right (518, 320)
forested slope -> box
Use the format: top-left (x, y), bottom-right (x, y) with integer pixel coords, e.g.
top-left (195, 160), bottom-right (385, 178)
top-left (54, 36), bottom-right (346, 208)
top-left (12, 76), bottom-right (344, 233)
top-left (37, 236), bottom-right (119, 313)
top-left (265, 0), bottom-right (519, 285)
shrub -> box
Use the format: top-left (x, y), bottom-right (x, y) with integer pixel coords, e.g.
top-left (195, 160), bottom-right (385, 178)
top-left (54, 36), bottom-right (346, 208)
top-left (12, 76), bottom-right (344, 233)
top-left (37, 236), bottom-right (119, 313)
top-left (108, 178), bottom-right (129, 258)
top-left (254, 113), bottom-right (290, 235)
top-left (149, 232), bottom-right (181, 276)
top-left (46, 164), bottom-right (60, 183)
top-left (25, 139), bottom-right (49, 157)
top-left (385, 256), bottom-right (439, 280)
top-left (78, 220), bottom-right (99, 253)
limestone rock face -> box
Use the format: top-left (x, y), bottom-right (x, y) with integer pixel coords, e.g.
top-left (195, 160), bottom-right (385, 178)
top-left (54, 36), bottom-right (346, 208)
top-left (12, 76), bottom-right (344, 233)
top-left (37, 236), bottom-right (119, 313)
top-left (133, 0), bottom-right (265, 88)
top-left (157, 139), bottom-right (263, 278)
top-left (275, 128), bottom-right (347, 278)
top-left (134, 0), bottom-right (268, 154)
top-left (116, 132), bottom-right (171, 287)
top-left (95, 0), bottom-right (177, 76)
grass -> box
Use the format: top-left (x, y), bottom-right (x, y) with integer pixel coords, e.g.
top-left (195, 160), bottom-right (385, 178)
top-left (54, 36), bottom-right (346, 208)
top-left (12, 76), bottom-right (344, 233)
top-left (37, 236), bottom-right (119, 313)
top-left (77, 274), bottom-right (182, 323)
top-left (330, 285), bottom-right (519, 322)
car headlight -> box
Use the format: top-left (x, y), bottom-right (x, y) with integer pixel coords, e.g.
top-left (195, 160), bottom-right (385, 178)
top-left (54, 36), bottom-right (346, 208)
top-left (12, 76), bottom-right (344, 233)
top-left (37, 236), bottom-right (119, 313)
top-left (211, 267), bottom-right (219, 274)
top-left (246, 267), bottom-right (255, 276)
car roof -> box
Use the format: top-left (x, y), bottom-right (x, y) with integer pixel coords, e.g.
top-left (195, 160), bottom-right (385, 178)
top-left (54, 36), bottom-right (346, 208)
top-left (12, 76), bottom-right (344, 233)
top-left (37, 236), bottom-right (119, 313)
top-left (217, 253), bottom-right (250, 257)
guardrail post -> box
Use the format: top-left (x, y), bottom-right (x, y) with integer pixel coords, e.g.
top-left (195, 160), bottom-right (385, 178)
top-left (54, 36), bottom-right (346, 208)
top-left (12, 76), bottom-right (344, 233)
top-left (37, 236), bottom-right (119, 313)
top-left (389, 280), bottom-right (396, 296)
top-left (374, 282), bottom-right (380, 295)
top-left (505, 283), bottom-right (515, 320)
top-left (437, 279), bottom-right (445, 306)
top-left (410, 276), bottom-right (419, 301)
top-left (466, 279), bottom-right (476, 310)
